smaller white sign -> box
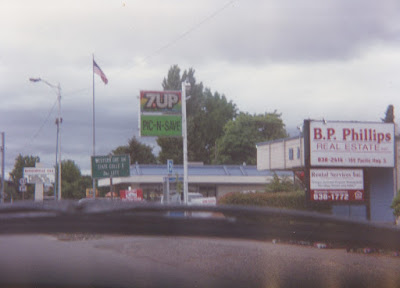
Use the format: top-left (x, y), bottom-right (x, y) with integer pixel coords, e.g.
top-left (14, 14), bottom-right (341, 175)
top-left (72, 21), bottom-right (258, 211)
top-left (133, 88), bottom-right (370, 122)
top-left (23, 167), bottom-right (55, 184)
top-left (310, 168), bottom-right (364, 202)
top-left (310, 169), bottom-right (363, 190)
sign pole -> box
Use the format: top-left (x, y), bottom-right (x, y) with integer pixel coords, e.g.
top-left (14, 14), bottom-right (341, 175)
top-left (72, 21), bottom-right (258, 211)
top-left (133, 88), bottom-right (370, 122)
top-left (92, 54), bottom-right (96, 199)
top-left (110, 177), bottom-right (113, 200)
top-left (182, 82), bottom-right (188, 205)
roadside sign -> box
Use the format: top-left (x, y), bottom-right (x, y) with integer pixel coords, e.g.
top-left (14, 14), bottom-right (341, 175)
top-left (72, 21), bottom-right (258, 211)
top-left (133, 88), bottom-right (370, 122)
top-left (140, 90), bottom-right (182, 113)
top-left (23, 167), bottom-right (55, 184)
top-left (120, 189), bottom-right (143, 202)
top-left (140, 114), bottom-right (182, 137)
top-left (91, 154), bottom-right (130, 179)
top-left (307, 120), bottom-right (394, 168)
top-left (85, 188), bottom-right (99, 198)
top-left (167, 159), bottom-right (173, 174)
top-left (19, 178), bottom-right (27, 185)
top-left (309, 168), bottom-right (364, 202)
top-left (19, 185), bottom-right (27, 192)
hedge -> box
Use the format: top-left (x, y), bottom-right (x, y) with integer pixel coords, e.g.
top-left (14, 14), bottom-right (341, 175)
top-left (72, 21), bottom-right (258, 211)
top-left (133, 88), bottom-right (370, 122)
top-left (218, 190), bottom-right (330, 212)
top-left (391, 193), bottom-right (400, 217)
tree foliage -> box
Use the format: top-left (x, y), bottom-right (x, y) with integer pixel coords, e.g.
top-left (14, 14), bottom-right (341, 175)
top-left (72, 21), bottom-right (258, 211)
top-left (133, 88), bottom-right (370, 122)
top-left (113, 137), bottom-right (157, 164)
top-left (9, 154), bottom-right (40, 200)
top-left (382, 104), bottom-right (394, 123)
top-left (157, 65), bottom-right (237, 164)
top-left (60, 159), bottom-right (91, 199)
top-left (265, 173), bottom-right (301, 193)
top-left (391, 192), bottom-right (400, 217)
top-left (216, 112), bottom-right (287, 165)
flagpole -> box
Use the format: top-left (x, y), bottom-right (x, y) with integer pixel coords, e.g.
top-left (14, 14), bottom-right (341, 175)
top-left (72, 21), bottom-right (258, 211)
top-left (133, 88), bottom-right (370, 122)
top-left (92, 54), bottom-right (96, 199)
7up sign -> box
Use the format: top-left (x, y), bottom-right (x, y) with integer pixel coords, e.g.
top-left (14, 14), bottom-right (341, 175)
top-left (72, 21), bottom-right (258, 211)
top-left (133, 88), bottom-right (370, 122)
top-left (140, 91), bottom-right (181, 113)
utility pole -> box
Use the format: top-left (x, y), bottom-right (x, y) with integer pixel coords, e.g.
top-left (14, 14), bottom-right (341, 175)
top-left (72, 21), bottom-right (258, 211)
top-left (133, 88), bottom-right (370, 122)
top-left (30, 78), bottom-right (62, 200)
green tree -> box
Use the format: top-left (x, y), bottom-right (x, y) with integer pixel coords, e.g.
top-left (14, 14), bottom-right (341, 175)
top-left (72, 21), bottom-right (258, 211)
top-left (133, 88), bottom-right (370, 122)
top-left (157, 138), bottom-right (183, 164)
top-left (157, 65), bottom-right (236, 164)
top-left (60, 159), bottom-right (87, 199)
top-left (216, 112), bottom-right (287, 165)
top-left (9, 154), bottom-right (40, 200)
top-left (113, 137), bottom-right (157, 164)
top-left (391, 192), bottom-right (400, 217)
top-left (382, 104), bottom-right (394, 123)
top-left (188, 89), bottom-right (237, 163)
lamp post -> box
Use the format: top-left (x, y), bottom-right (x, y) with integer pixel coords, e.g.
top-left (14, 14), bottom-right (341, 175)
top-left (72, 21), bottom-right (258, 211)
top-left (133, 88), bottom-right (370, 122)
top-left (29, 77), bottom-right (62, 200)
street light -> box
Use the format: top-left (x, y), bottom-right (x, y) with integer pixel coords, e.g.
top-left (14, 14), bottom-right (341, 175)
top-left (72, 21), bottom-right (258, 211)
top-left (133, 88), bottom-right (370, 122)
top-left (29, 77), bottom-right (62, 201)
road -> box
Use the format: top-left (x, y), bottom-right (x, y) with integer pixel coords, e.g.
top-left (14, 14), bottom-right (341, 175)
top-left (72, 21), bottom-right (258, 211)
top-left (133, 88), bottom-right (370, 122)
top-left (0, 234), bottom-right (399, 287)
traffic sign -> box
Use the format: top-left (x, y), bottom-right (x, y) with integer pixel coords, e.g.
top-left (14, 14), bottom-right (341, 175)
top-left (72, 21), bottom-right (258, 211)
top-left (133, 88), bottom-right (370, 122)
top-left (19, 178), bottom-right (27, 185)
top-left (19, 185), bottom-right (27, 192)
top-left (167, 159), bottom-right (173, 174)
top-left (91, 154), bottom-right (130, 179)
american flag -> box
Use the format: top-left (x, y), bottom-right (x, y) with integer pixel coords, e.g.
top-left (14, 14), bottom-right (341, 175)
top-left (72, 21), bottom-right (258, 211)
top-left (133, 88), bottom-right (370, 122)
top-left (93, 60), bottom-right (108, 84)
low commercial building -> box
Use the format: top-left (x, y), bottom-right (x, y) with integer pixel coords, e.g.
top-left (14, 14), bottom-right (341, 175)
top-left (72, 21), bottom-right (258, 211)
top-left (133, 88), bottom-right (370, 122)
top-left (98, 163), bottom-right (293, 201)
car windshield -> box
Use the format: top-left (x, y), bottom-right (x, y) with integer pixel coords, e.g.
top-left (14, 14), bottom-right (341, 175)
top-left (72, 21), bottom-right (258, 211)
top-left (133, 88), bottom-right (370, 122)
top-left (1, 1), bottom-right (400, 287)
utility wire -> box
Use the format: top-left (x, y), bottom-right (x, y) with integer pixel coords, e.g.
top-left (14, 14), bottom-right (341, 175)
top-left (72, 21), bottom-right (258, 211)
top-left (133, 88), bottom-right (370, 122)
top-left (140, 0), bottom-right (237, 64)
top-left (23, 87), bottom-right (90, 151)
top-left (23, 99), bottom-right (58, 152)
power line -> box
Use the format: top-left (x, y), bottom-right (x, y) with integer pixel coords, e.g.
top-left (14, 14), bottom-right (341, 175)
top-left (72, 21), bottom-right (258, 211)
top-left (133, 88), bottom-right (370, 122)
top-left (140, 0), bottom-right (237, 64)
top-left (23, 99), bottom-right (58, 153)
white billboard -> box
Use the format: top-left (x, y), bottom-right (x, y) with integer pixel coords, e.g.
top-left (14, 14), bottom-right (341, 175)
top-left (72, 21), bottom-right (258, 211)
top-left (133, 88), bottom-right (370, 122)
top-left (309, 121), bottom-right (394, 167)
top-left (23, 167), bottom-right (55, 184)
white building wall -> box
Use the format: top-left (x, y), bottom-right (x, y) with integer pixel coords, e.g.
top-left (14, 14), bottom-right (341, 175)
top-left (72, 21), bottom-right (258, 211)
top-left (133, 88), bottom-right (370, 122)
top-left (270, 142), bottom-right (284, 169)
top-left (257, 137), bottom-right (304, 170)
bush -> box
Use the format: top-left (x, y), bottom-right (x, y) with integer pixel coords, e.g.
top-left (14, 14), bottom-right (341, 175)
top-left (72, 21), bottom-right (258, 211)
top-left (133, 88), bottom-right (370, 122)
top-left (265, 173), bottom-right (302, 193)
top-left (391, 193), bottom-right (400, 217)
top-left (219, 190), bottom-right (307, 210)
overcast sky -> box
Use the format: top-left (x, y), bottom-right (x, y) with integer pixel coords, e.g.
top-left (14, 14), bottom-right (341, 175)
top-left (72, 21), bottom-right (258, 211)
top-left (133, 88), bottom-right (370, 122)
top-left (1, 0), bottom-right (400, 176)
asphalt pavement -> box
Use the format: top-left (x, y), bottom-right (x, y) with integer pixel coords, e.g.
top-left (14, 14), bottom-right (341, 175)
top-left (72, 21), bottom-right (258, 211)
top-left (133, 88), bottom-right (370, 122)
top-left (0, 234), bottom-right (399, 287)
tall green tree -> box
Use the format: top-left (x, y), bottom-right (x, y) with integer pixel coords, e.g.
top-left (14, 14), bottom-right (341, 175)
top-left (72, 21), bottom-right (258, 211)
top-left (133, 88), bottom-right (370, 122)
top-left (157, 65), bottom-right (236, 164)
top-left (188, 89), bottom-right (236, 163)
top-left (158, 65), bottom-right (203, 164)
top-left (9, 154), bottom-right (40, 200)
top-left (113, 137), bottom-right (157, 164)
top-left (216, 112), bottom-right (288, 165)
top-left (60, 159), bottom-right (88, 199)
top-left (382, 104), bottom-right (394, 123)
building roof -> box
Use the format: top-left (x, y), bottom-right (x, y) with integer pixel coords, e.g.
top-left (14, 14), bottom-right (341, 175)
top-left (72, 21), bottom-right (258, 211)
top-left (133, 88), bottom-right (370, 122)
top-left (131, 164), bottom-right (290, 176)
top-left (256, 135), bottom-right (303, 147)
